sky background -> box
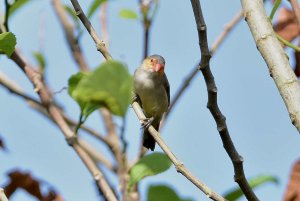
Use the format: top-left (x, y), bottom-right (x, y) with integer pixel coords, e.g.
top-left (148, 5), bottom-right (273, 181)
top-left (1, 0), bottom-right (300, 201)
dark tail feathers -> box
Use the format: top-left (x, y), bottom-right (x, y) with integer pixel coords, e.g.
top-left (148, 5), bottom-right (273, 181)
top-left (142, 124), bottom-right (159, 151)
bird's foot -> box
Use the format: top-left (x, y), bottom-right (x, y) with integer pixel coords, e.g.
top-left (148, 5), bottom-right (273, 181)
top-left (131, 94), bottom-right (139, 103)
top-left (141, 117), bottom-right (154, 129)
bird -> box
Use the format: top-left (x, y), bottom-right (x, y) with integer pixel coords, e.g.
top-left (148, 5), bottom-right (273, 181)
top-left (133, 54), bottom-right (170, 151)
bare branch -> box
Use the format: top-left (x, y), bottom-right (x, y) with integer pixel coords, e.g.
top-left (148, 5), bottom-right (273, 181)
top-left (288, 0), bottom-right (300, 31)
top-left (241, 0), bottom-right (300, 132)
top-left (0, 72), bottom-right (110, 145)
top-left (99, 2), bottom-right (110, 49)
top-left (7, 50), bottom-right (117, 201)
top-left (131, 102), bottom-right (226, 201)
top-left (78, 139), bottom-right (115, 171)
top-left (52, 0), bottom-right (89, 72)
top-left (210, 10), bottom-right (243, 55)
top-left (190, 1), bottom-right (259, 200)
top-left (70, 0), bottom-right (112, 60)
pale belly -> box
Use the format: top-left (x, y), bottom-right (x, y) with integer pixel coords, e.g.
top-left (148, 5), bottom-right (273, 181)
top-left (134, 71), bottom-right (168, 118)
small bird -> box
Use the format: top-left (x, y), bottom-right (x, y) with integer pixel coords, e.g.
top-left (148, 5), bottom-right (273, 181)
top-left (133, 55), bottom-right (170, 151)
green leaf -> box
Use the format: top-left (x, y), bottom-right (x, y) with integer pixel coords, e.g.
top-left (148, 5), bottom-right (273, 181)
top-left (0, 32), bottom-right (16, 57)
top-left (224, 175), bottom-right (279, 201)
top-left (119, 9), bottom-right (138, 20)
top-left (33, 52), bottom-right (46, 70)
top-left (128, 153), bottom-right (172, 191)
top-left (69, 72), bottom-right (100, 125)
top-left (8, 0), bottom-right (31, 17)
top-left (70, 60), bottom-right (133, 117)
top-left (87, 0), bottom-right (107, 19)
top-left (68, 72), bottom-right (85, 96)
top-left (147, 185), bottom-right (193, 201)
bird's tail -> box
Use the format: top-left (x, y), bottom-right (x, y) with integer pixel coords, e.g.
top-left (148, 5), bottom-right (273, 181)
top-left (142, 123), bottom-right (159, 151)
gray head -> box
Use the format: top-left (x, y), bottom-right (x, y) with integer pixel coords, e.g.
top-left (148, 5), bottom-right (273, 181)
top-left (141, 54), bottom-right (166, 74)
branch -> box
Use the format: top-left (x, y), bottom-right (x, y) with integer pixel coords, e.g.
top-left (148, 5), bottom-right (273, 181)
top-left (0, 188), bottom-right (8, 201)
top-left (190, 1), bottom-right (259, 201)
top-left (162, 10), bottom-right (243, 126)
top-left (4, 0), bottom-right (10, 32)
top-left (99, 2), bottom-right (110, 49)
top-left (0, 72), bottom-right (110, 144)
top-left (78, 139), bottom-right (115, 171)
top-left (70, 0), bottom-right (112, 60)
top-left (52, 0), bottom-right (89, 72)
top-left (288, 0), bottom-right (300, 30)
top-left (131, 102), bottom-right (226, 201)
top-left (241, 0), bottom-right (300, 132)
top-left (7, 51), bottom-right (117, 201)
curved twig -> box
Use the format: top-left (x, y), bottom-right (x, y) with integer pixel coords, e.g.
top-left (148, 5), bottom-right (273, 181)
top-left (190, 0), bottom-right (259, 201)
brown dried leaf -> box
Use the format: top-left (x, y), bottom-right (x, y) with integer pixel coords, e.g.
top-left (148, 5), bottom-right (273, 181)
top-left (3, 170), bottom-right (63, 201)
top-left (273, 8), bottom-right (300, 45)
top-left (283, 159), bottom-right (300, 201)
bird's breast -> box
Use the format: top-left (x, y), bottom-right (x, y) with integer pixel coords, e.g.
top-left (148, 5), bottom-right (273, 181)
top-left (134, 69), bottom-right (168, 118)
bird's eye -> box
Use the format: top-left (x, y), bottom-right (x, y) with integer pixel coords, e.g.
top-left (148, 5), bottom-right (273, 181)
top-left (150, 59), bottom-right (153, 62)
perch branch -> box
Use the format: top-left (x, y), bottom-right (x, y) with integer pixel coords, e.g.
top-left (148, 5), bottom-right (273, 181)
top-left (190, 0), bottom-right (259, 200)
top-left (241, 0), bottom-right (300, 132)
top-left (132, 102), bottom-right (226, 201)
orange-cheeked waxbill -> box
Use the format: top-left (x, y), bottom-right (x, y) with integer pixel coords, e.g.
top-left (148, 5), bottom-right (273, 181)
top-left (133, 55), bottom-right (170, 151)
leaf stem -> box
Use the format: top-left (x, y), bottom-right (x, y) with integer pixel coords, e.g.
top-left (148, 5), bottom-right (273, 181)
top-left (269, 0), bottom-right (282, 20)
top-left (277, 34), bottom-right (300, 52)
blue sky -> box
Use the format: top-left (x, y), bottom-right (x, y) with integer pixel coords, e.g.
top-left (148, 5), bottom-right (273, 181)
top-left (1, 0), bottom-right (299, 201)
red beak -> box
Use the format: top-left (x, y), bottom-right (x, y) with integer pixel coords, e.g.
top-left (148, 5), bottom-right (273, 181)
top-left (154, 63), bottom-right (165, 73)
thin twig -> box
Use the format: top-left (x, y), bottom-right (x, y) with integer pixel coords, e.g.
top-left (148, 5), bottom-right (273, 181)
top-left (143, 24), bottom-right (150, 59)
top-left (190, 1), bottom-right (259, 201)
top-left (7, 50), bottom-right (117, 201)
top-left (54, 0), bottom-right (124, 168)
top-left (288, 0), bottom-right (300, 31)
top-left (52, 0), bottom-right (89, 72)
top-left (70, 0), bottom-right (112, 60)
top-left (99, 2), bottom-right (110, 49)
top-left (0, 188), bottom-right (8, 201)
top-left (4, 0), bottom-right (10, 32)
top-left (0, 72), bottom-right (111, 146)
top-left (67, 2), bottom-right (133, 199)
top-left (78, 139), bottom-right (115, 171)
top-left (132, 102), bottom-right (226, 201)
top-left (161, 10), bottom-right (243, 126)
top-left (241, 0), bottom-right (300, 132)
top-left (210, 10), bottom-right (243, 55)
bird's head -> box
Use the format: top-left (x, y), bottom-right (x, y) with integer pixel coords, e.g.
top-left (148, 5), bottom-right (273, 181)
top-left (141, 55), bottom-right (165, 74)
